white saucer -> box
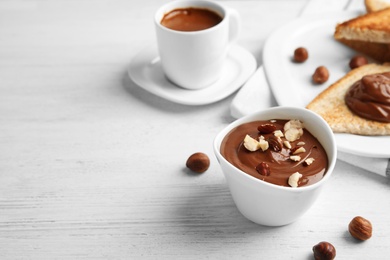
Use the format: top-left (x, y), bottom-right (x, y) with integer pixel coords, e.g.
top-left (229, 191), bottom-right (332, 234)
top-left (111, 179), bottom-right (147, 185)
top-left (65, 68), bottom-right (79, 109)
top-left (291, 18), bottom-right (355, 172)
top-left (128, 44), bottom-right (256, 105)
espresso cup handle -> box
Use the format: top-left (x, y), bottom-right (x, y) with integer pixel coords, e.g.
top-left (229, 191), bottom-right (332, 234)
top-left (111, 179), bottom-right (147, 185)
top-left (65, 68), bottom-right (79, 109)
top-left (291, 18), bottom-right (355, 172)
top-left (227, 8), bottom-right (240, 43)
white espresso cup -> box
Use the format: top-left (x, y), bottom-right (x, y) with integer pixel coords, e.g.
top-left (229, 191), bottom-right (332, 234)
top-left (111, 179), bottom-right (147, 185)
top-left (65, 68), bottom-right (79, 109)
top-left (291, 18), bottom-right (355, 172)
top-left (155, 0), bottom-right (240, 90)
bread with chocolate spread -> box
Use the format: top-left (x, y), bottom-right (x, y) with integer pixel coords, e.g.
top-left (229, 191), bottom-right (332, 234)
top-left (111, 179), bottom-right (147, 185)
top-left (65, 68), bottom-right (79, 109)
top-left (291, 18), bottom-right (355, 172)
top-left (306, 63), bottom-right (390, 136)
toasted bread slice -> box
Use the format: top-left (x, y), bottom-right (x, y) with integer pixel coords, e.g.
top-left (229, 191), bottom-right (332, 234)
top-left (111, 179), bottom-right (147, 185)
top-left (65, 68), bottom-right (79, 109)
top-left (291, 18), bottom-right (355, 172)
top-left (335, 8), bottom-right (390, 61)
top-left (334, 8), bottom-right (390, 44)
top-left (365, 0), bottom-right (390, 12)
top-left (337, 38), bottom-right (390, 62)
top-left (306, 63), bottom-right (390, 136)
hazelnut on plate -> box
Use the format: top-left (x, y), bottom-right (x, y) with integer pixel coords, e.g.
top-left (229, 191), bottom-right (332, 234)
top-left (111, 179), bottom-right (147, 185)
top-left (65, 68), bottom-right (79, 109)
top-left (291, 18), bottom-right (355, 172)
top-left (349, 55), bottom-right (368, 69)
top-left (293, 47), bottom-right (309, 63)
top-left (312, 66), bottom-right (329, 84)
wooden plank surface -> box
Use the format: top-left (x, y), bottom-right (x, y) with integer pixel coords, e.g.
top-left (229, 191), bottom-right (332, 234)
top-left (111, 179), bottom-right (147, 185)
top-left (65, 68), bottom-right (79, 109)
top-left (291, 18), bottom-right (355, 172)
top-left (1, 0), bottom-right (389, 259)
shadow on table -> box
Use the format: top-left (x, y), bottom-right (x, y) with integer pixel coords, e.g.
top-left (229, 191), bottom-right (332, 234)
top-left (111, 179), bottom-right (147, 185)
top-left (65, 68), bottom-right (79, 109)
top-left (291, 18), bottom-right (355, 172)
top-left (167, 178), bottom-right (316, 258)
top-left (174, 179), bottom-right (282, 237)
top-left (122, 71), bottom-right (235, 123)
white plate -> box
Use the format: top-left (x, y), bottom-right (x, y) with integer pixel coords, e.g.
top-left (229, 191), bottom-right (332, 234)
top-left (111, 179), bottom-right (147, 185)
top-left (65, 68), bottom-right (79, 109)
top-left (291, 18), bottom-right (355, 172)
top-left (128, 44), bottom-right (256, 106)
top-left (263, 11), bottom-right (390, 158)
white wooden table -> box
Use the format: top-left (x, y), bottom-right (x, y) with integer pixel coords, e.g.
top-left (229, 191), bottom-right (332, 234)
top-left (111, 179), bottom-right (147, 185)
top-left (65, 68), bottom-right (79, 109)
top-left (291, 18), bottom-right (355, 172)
top-left (1, 0), bottom-right (389, 259)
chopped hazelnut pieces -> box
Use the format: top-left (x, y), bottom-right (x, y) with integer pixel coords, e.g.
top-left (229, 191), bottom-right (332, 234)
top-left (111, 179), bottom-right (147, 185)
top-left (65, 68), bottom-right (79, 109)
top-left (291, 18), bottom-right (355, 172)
top-left (243, 134), bottom-right (270, 152)
top-left (288, 172), bottom-right (302, 188)
top-left (285, 128), bottom-right (303, 142)
top-left (304, 158), bottom-right (315, 166)
top-left (283, 119), bottom-right (304, 142)
top-left (284, 119), bottom-right (304, 131)
top-left (290, 155), bottom-right (301, 161)
top-left (243, 135), bottom-right (261, 152)
top-left (292, 146), bottom-right (306, 154)
top-left (223, 119), bottom-right (328, 188)
top-left (259, 139), bottom-right (269, 152)
top-left (241, 119), bottom-right (315, 188)
top-left (273, 130), bottom-right (284, 138)
top-left (243, 119), bottom-right (306, 154)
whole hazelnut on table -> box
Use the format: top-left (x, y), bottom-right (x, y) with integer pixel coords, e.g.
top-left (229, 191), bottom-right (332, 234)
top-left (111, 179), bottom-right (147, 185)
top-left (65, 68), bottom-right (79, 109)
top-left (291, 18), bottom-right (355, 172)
top-left (349, 55), bottom-right (368, 69)
top-left (312, 66), bottom-right (329, 84)
top-left (293, 47), bottom-right (308, 62)
top-left (186, 152), bottom-right (210, 173)
top-left (348, 216), bottom-right (373, 241)
top-left (312, 241), bottom-right (336, 260)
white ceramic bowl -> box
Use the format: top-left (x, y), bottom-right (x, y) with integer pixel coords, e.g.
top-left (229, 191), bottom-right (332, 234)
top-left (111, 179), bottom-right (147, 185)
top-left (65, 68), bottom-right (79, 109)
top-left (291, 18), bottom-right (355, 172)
top-left (214, 106), bottom-right (337, 226)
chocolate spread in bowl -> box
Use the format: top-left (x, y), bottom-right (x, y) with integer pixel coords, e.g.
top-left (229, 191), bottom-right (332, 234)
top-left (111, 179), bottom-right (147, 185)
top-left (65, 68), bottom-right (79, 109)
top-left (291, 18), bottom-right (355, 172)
top-left (345, 72), bottom-right (390, 123)
top-left (220, 120), bottom-right (328, 187)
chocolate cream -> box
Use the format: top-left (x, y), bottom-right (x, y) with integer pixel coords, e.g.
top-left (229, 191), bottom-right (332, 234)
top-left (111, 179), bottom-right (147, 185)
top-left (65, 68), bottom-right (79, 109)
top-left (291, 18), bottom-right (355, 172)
top-left (345, 72), bottom-right (390, 123)
top-left (220, 120), bottom-right (328, 187)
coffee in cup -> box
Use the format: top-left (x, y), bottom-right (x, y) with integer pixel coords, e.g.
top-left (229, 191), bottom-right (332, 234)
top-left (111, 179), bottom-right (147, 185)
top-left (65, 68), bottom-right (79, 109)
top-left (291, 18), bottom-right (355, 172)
top-left (155, 0), bottom-right (240, 90)
top-left (160, 7), bottom-right (223, 32)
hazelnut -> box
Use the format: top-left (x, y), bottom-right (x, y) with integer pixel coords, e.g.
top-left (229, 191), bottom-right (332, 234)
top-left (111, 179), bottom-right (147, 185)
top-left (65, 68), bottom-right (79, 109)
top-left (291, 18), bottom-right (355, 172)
top-left (288, 172), bottom-right (302, 187)
top-left (312, 66), bottom-right (329, 84)
top-left (256, 162), bottom-right (270, 176)
top-left (186, 152), bottom-right (210, 173)
top-left (257, 123), bottom-right (276, 134)
top-left (267, 135), bottom-right (283, 152)
top-left (273, 130), bottom-right (284, 138)
top-left (291, 146), bottom-right (306, 155)
top-left (293, 47), bottom-right (308, 62)
top-left (348, 216), bottom-right (372, 241)
top-left (258, 138), bottom-right (269, 152)
top-left (303, 157), bottom-right (315, 166)
top-left (312, 241), bottom-right (336, 260)
top-left (285, 127), bottom-right (303, 142)
top-left (284, 119), bottom-right (304, 131)
top-left (349, 55), bottom-right (368, 69)
top-left (243, 134), bottom-right (261, 152)
top-left (289, 155), bottom-right (301, 161)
